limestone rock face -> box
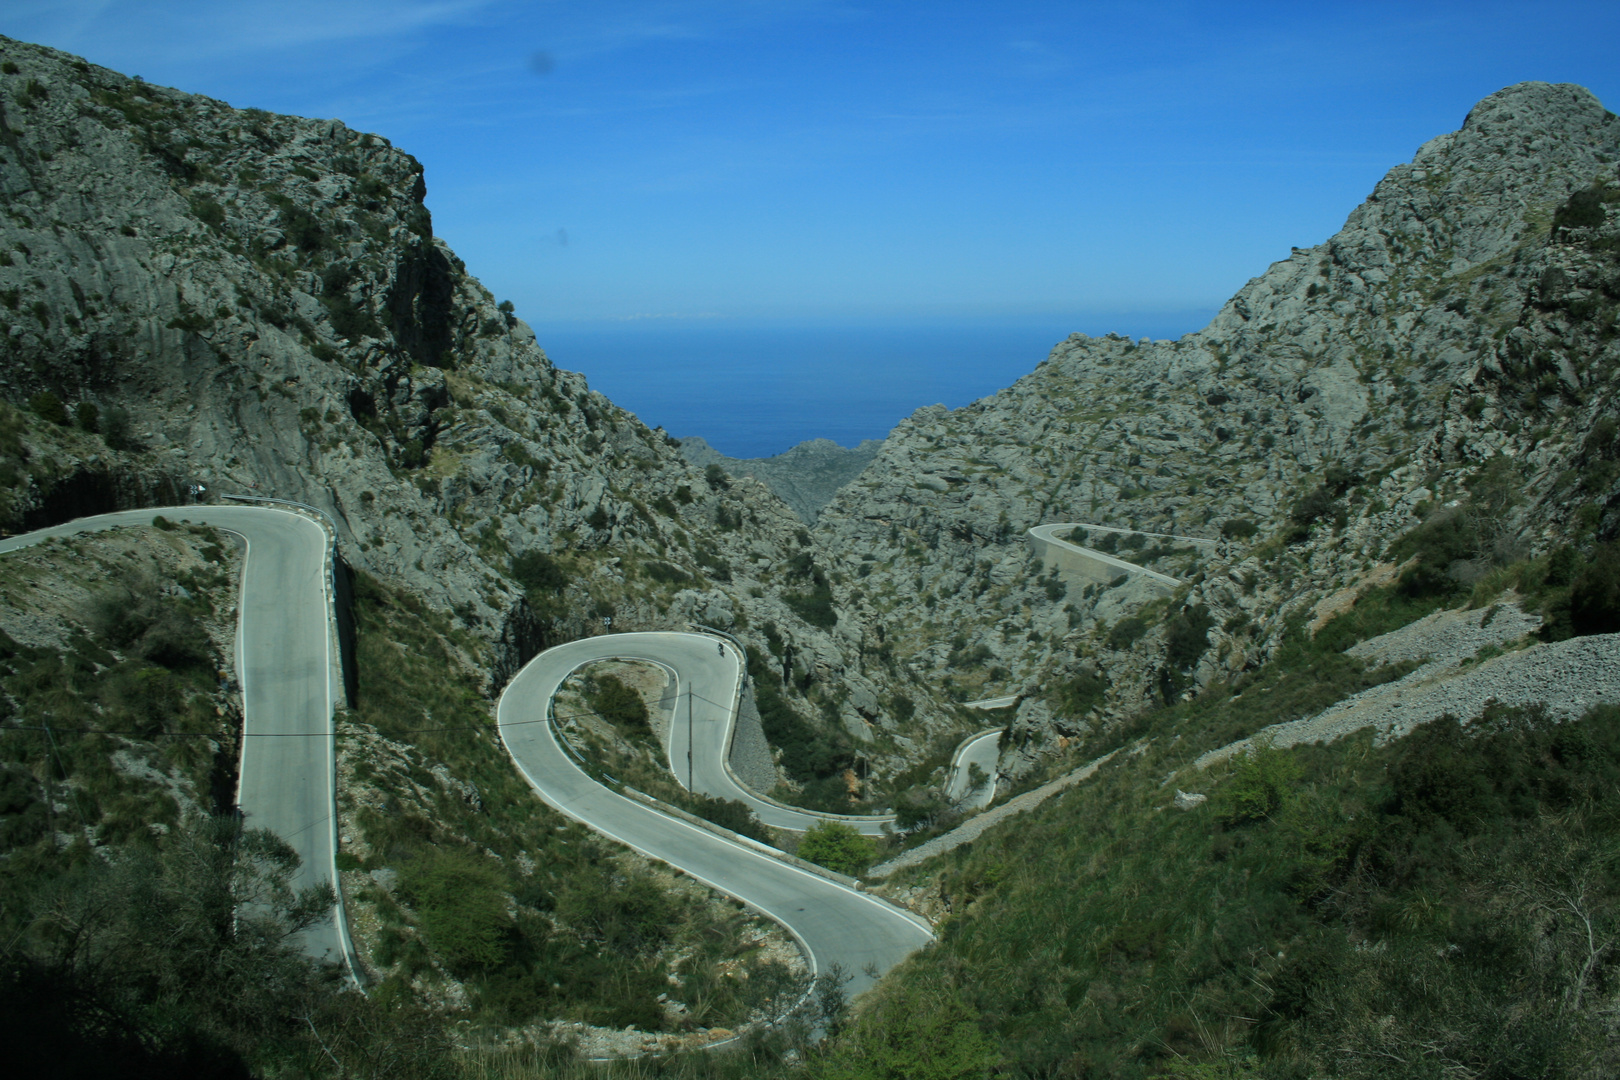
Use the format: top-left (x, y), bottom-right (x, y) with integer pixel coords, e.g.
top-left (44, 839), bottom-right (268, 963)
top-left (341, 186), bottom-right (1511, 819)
top-left (814, 81), bottom-right (1620, 782)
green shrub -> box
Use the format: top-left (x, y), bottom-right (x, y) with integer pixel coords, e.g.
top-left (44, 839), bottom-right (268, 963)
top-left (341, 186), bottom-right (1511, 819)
top-left (688, 793), bottom-right (769, 843)
top-left (586, 674), bottom-right (649, 732)
top-left (819, 979), bottom-right (1000, 1080)
top-left (796, 820), bottom-right (877, 876)
top-left (1108, 616), bottom-right (1148, 650)
top-left (554, 868), bottom-right (674, 955)
top-left (1163, 604), bottom-right (1213, 671)
top-left (26, 392), bottom-right (67, 426)
top-left (745, 648), bottom-right (853, 803)
top-left (397, 847), bottom-right (511, 972)
top-left (277, 205), bottom-right (325, 255)
top-left (73, 402), bottom-right (98, 432)
top-left (1552, 184), bottom-right (1608, 235)
top-left (1569, 542), bottom-right (1620, 636)
top-left (1290, 485), bottom-right (1342, 530)
top-left (1217, 740), bottom-right (1303, 826)
top-left (510, 550), bottom-right (566, 596)
top-left (704, 463), bottom-right (729, 490)
top-left (946, 642), bottom-right (992, 669)
top-left (1220, 517), bottom-right (1258, 540)
top-left (785, 584), bottom-right (837, 629)
top-left (189, 195), bottom-right (226, 230)
top-left (85, 571), bottom-right (211, 670)
top-left (642, 560), bottom-right (692, 586)
top-left (1051, 671), bottom-right (1108, 716)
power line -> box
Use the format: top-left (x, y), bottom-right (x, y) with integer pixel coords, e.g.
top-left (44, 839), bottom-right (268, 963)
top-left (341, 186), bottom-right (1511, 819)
top-left (0, 687), bottom-right (740, 741)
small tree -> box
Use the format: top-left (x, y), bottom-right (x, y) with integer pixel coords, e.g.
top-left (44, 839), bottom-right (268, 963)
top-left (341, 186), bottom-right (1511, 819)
top-left (1570, 543), bottom-right (1620, 636)
top-left (796, 820), bottom-right (877, 875)
top-left (587, 674), bottom-right (650, 732)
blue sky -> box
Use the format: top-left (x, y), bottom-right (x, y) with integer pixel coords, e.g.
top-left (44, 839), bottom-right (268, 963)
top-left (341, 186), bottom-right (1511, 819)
top-left (6, 1), bottom-right (1618, 330)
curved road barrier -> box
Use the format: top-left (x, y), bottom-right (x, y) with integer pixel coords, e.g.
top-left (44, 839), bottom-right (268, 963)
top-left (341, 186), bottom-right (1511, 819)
top-left (1027, 522), bottom-right (1216, 590)
top-left (0, 506), bottom-right (357, 977)
top-left (498, 632), bottom-right (935, 1000)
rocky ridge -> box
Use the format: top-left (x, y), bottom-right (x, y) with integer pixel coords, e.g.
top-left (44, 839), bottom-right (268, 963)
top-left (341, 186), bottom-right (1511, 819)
top-left (815, 81), bottom-right (1620, 785)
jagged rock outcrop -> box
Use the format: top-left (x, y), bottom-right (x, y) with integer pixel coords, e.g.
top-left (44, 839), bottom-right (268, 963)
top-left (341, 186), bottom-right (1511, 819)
top-left (677, 435), bottom-right (884, 524)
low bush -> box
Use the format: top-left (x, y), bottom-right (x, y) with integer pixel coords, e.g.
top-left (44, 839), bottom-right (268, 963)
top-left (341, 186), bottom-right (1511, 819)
top-left (642, 560), bottom-right (693, 586)
top-left (688, 793), bottom-right (770, 843)
top-left (1569, 542), bottom-right (1620, 636)
top-left (1108, 616), bottom-right (1148, 651)
top-left (785, 584), bottom-right (837, 629)
top-left (585, 674), bottom-right (650, 733)
top-left (26, 391), bottom-right (66, 426)
top-left (397, 846), bottom-right (511, 973)
top-left (510, 550), bottom-right (565, 591)
top-left (796, 820), bottom-right (877, 876)
top-left (1163, 604), bottom-right (1213, 671)
top-left (1051, 670), bottom-right (1108, 716)
top-left (1217, 740), bottom-right (1303, 826)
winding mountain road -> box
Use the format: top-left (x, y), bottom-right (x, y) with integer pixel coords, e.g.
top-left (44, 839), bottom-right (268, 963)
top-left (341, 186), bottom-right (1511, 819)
top-left (4, 507), bottom-right (935, 1002)
top-left (498, 632), bottom-right (934, 999)
top-left (0, 505), bottom-right (356, 974)
top-left (8, 507), bottom-right (1133, 1003)
top-left (944, 729), bottom-right (1001, 811)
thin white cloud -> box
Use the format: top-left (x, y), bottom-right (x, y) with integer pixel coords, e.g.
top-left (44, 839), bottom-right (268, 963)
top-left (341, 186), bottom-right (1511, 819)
top-left (5, 0), bottom-right (498, 66)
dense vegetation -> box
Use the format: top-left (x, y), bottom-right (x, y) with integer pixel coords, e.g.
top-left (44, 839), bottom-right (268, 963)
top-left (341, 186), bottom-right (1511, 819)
top-left (867, 700), bottom-right (1620, 1079)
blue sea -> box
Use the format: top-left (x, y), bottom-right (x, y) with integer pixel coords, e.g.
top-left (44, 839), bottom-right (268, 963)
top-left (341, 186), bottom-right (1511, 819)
top-left (532, 314), bottom-right (1214, 459)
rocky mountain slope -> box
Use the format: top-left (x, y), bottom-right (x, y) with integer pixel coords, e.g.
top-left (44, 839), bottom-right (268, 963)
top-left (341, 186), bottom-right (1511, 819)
top-left (817, 81), bottom-right (1620, 783)
top-left (0, 35), bottom-right (960, 811)
top-left (677, 435), bottom-right (884, 525)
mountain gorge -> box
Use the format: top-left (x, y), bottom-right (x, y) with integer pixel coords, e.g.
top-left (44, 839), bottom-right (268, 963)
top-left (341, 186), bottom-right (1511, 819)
top-left (3, 29), bottom-right (1620, 1079)
top-left (817, 81), bottom-right (1620, 783)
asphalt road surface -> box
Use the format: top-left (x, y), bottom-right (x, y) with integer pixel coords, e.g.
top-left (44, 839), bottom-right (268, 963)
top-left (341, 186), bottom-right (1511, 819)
top-left (945, 729), bottom-right (1001, 811)
top-left (0, 506), bottom-right (355, 974)
top-left (499, 631), bottom-right (935, 999)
